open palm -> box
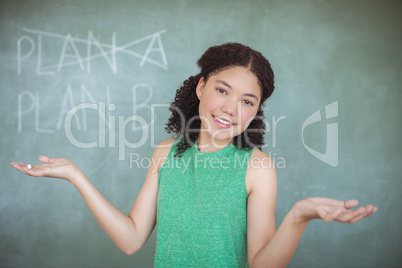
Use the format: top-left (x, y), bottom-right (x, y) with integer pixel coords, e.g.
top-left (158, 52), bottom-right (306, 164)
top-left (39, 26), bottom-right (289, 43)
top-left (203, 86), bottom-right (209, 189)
top-left (10, 156), bottom-right (83, 182)
top-left (295, 197), bottom-right (377, 224)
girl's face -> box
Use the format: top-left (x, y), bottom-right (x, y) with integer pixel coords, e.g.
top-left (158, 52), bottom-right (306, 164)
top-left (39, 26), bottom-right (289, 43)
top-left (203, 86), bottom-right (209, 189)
top-left (196, 66), bottom-right (261, 148)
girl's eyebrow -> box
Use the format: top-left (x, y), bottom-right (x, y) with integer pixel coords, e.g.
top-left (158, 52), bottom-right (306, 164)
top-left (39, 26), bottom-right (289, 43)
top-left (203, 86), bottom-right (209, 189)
top-left (216, 80), bottom-right (260, 101)
top-left (216, 79), bottom-right (233, 89)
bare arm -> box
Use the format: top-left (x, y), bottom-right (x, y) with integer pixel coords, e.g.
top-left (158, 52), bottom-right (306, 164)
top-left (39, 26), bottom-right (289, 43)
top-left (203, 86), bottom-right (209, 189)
top-left (10, 138), bottom-right (174, 255)
top-left (246, 150), bottom-right (377, 268)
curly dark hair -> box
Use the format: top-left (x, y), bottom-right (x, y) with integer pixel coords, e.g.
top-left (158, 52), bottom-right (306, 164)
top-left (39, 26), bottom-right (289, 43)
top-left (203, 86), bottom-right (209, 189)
top-left (165, 43), bottom-right (275, 156)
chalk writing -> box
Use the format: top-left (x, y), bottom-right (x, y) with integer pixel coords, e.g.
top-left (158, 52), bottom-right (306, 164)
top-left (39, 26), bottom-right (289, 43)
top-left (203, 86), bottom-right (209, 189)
top-left (17, 28), bottom-right (168, 75)
top-left (17, 83), bottom-right (154, 134)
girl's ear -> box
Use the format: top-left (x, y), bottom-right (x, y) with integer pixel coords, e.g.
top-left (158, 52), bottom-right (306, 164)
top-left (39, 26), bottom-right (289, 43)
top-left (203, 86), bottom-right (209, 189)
top-left (196, 77), bottom-right (205, 100)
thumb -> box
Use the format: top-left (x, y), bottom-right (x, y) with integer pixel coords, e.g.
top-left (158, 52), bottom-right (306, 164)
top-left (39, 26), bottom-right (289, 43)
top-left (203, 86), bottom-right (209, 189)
top-left (39, 156), bottom-right (55, 164)
top-left (344, 199), bottom-right (359, 209)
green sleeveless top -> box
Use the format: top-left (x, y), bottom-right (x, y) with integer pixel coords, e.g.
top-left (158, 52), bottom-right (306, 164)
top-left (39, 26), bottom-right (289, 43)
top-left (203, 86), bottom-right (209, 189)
top-left (155, 138), bottom-right (254, 267)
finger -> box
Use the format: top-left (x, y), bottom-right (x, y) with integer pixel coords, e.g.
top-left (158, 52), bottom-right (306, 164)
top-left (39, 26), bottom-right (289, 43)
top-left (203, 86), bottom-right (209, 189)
top-left (344, 199), bottom-right (359, 209)
top-left (310, 197), bottom-right (347, 207)
top-left (22, 164), bottom-right (48, 177)
top-left (362, 204), bottom-right (377, 216)
top-left (349, 213), bottom-right (367, 224)
top-left (337, 206), bottom-right (367, 223)
top-left (39, 156), bottom-right (55, 164)
top-left (13, 163), bottom-right (29, 173)
top-left (11, 162), bottom-right (30, 174)
top-left (10, 162), bottom-right (24, 168)
top-left (312, 198), bottom-right (359, 209)
top-left (10, 162), bottom-right (20, 168)
top-left (11, 162), bottom-right (53, 178)
top-left (349, 206), bottom-right (376, 224)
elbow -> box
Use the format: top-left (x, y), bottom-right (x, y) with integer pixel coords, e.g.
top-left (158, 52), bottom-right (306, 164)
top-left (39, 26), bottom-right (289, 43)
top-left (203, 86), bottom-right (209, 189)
top-left (121, 241), bottom-right (143, 256)
top-left (123, 248), bottom-right (137, 256)
top-left (124, 250), bottom-right (137, 256)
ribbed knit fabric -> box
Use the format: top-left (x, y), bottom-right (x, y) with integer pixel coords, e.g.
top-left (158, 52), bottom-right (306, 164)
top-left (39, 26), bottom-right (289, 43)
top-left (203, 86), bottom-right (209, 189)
top-left (155, 138), bottom-right (254, 267)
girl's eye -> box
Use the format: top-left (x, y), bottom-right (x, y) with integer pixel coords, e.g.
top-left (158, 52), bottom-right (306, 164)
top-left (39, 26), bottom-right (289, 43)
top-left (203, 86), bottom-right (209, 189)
top-left (243, 100), bottom-right (253, 106)
top-left (216, 88), bottom-right (226, 94)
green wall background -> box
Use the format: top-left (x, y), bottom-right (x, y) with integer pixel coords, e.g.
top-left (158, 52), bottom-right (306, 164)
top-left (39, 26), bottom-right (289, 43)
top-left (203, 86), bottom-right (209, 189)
top-left (1, 0), bottom-right (401, 267)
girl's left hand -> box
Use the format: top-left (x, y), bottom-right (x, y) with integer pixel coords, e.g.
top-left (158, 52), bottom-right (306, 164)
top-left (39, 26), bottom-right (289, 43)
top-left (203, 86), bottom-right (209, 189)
top-left (293, 197), bottom-right (377, 224)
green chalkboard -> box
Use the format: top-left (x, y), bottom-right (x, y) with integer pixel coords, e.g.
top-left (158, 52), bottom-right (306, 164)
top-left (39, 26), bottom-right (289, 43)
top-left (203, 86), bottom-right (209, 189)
top-left (1, 0), bottom-right (401, 267)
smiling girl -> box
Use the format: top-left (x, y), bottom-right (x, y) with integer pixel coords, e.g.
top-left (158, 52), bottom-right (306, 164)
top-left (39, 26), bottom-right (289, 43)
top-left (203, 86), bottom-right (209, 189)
top-left (11, 43), bottom-right (377, 267)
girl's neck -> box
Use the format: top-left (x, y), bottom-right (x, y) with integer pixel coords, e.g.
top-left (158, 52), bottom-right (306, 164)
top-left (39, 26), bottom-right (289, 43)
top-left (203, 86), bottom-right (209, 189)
top-left (197, 133), bottom-right (232, 153)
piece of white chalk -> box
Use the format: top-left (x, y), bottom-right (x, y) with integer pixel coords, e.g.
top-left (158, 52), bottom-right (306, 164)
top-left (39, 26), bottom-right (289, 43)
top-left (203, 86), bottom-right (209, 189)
top-left (27, 164), bottom-right (32, 170)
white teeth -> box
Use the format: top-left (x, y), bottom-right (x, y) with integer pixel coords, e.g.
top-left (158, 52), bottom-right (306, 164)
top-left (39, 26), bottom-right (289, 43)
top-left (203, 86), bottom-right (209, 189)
top-left (214, 116), bottom-right (233, 125)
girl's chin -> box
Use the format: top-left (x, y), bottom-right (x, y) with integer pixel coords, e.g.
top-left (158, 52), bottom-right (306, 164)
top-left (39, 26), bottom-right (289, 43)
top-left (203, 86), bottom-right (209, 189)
top-left (203, 130), bottom-right (238, 142)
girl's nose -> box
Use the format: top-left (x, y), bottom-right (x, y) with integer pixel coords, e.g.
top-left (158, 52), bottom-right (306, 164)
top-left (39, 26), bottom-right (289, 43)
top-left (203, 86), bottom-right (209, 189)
top-left (221, 99), bottom-right (239, 117)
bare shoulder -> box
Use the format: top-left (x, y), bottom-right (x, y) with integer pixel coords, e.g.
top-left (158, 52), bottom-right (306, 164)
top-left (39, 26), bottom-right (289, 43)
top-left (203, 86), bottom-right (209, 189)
top-left (155, 137), bottom-right (176, 153)
top-left (248, 148), bottom-right (276, 172)
top-left (152, 137), bottom-right (176, 170)
top-left (245, 149), bottom-right (277, 195)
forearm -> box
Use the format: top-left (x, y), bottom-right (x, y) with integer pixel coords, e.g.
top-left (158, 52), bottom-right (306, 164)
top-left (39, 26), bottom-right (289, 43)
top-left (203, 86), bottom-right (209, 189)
top-left (251, 203), bottom-right (308, 268)
top-left (11, 157), bottom-right (149, 254)
top-left (71, 174), bottom-right (140, 254)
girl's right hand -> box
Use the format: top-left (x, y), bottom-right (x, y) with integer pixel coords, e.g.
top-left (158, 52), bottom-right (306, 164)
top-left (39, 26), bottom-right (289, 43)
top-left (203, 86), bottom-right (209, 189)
top-left (10, 156), bottom-right (84, 183)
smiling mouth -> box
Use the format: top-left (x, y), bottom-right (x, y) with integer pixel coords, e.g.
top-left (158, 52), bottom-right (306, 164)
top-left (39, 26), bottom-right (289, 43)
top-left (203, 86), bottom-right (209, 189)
top-left (213, 115), bottom-right (234, 126)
